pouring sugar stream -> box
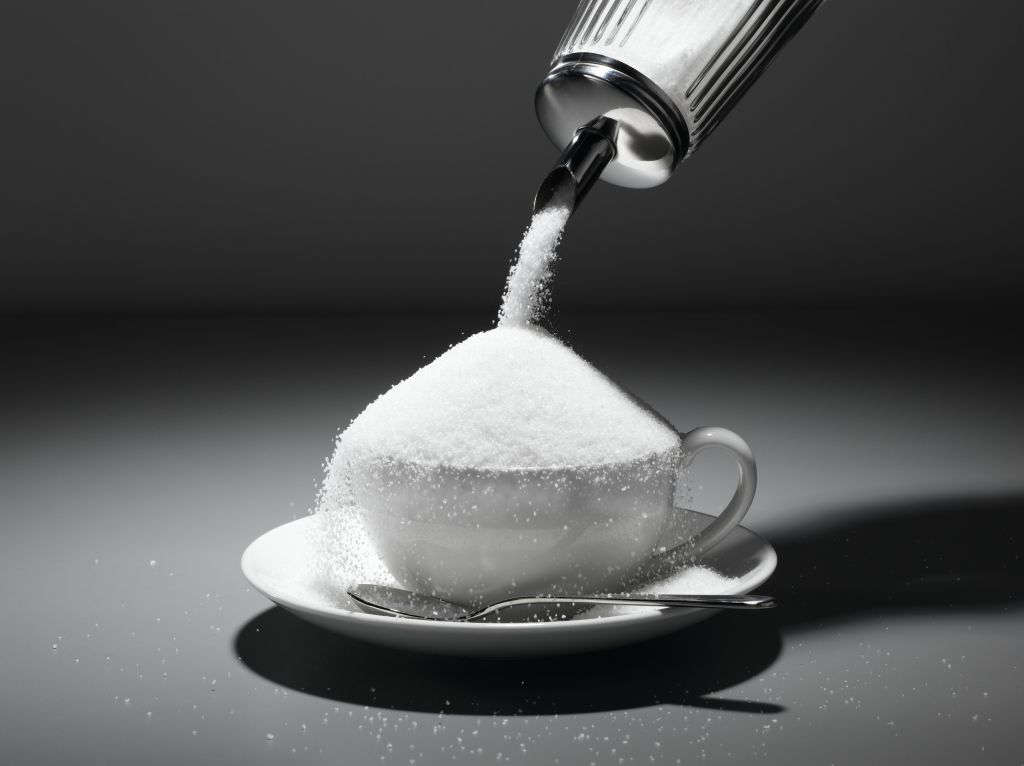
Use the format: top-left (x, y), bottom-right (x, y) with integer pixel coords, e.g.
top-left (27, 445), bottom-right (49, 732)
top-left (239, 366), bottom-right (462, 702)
top-left (315, 198), bottom-right (757, 609)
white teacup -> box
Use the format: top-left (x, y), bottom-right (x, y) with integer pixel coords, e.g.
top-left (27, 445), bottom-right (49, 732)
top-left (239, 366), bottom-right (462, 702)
top-left (349, 426), bottom-right (756, 607)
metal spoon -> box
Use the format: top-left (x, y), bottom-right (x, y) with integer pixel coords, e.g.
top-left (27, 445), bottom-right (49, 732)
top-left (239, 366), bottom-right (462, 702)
top-left (347, 584), bottom-right (775, 623)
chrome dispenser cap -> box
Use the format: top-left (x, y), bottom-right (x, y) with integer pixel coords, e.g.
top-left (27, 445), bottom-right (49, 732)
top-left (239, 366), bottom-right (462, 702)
top-left (535, 54), bottom-right (691, 190)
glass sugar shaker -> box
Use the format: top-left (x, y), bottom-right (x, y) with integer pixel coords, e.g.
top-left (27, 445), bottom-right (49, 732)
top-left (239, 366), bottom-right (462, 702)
top-left (534, 0), bottom-right (824, 212)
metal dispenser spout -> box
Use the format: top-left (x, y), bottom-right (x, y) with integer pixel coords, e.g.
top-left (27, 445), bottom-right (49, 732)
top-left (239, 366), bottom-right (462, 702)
top-left (533, 116), bottom-right (619, 215)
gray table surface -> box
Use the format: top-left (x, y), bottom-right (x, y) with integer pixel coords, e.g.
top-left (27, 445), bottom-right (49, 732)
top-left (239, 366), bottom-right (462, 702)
top-left (2, 311), bottom-right (1022, 765)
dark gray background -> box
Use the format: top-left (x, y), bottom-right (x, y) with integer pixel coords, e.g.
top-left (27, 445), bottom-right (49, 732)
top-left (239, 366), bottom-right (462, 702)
top-left (4, 0), bottom-right (1024, 314)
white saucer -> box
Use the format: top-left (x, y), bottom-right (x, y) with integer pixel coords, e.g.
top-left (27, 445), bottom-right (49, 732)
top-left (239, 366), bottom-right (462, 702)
top-left (241, 509), bottom-right (776, 657)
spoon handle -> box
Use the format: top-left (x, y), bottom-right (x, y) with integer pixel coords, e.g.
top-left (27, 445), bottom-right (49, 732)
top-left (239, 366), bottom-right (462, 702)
top-left (473, 593), bottom-right (775, 619)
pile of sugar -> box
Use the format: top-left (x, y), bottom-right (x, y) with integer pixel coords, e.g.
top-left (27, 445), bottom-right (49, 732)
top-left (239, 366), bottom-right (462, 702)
top-left (498, 201), bottom-right (571, 327)
top-left (332, 325), bottom-right (679, 470)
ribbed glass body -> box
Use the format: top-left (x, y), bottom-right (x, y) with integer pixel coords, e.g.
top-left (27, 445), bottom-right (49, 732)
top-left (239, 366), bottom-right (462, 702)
top-left (552, 0), bottom-right (822, 154)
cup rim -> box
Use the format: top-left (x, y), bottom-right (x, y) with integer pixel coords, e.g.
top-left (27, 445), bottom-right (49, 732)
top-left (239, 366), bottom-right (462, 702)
top-left (348, 443), bottom-right (682, 476)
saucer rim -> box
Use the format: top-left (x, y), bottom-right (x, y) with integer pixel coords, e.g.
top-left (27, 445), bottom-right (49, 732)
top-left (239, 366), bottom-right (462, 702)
top-left (241, 509), bottom-right (777, 634)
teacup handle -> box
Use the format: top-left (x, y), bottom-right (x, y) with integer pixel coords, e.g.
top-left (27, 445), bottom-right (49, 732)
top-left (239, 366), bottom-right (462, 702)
top-left (671, 427), bottom-right (757, 559)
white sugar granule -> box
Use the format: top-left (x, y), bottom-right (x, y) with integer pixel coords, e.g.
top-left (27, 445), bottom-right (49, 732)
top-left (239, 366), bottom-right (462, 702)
top-left (331, 325), bottom-right (679, 471)
top-left (498, 202), bottom-right (571, 327)
top-left (305, 502), bottom-right (396, 598)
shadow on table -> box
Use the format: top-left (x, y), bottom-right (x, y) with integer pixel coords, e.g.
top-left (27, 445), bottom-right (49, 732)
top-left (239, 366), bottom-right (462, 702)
top-left (768, 492), bottom-right (1024, 631)
top-left (234, 608), bottom-right (783, 716)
